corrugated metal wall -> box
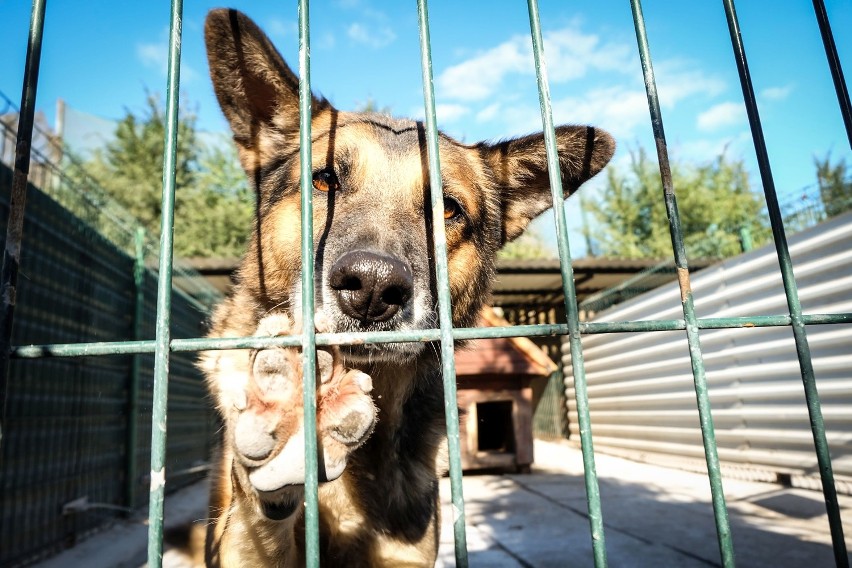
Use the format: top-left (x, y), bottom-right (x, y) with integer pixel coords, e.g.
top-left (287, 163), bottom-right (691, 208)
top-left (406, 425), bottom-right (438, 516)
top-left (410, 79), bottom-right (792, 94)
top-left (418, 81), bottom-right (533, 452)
top-left (0, 163), bottom-right (215, 567)
top-left (564, 212), bottom-right (852, 488)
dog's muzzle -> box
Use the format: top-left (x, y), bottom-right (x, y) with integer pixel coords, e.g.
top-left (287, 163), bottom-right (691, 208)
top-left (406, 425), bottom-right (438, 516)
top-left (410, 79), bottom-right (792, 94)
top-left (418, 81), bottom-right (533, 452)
top-left (329, 250), bottom-right (414, 325)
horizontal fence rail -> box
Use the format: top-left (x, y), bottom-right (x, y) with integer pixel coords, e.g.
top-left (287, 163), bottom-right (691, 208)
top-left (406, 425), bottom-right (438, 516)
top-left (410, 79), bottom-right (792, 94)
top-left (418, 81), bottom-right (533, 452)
top-left (2, 1), bottom-right (850, 568)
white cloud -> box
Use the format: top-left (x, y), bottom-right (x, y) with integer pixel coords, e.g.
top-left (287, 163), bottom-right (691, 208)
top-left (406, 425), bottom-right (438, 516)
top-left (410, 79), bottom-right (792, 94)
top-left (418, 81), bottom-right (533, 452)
top-left (696, 101), bottom-right (746, 131)
top-left (476, 103), bottom-right (501, 123)
top-left (435, 23), bottom-right (728, 147)
top-left (267, 18), bottom-right (297, 40)
top-left (436, 25), bottom-right (634, 103)
top-left (435, 104), bottom-right (469, 123)
top-left (541, 28), bottom-right (634, 82)
top-left (761, 85), bottom-right (793, 101)
top-left (347, 22), bottom-right (396, 48)
top-left (437, 41), bottom-right (529, 101)
top-left (137, 39), bottom-right (198, 83)
top-left (653, 61), bottom-right (726, 107)
top-left (672, 131), bottom-right (753, 162)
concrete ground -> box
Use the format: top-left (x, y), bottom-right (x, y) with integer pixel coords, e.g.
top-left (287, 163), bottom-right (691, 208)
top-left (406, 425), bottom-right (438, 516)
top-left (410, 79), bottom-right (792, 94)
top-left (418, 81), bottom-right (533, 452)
top-left (35, 439), bottom-right (851, 567)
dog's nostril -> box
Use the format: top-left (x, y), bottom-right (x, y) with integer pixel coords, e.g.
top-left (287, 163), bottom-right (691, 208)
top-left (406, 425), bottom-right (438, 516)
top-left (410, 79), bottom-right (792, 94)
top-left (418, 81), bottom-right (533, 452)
top-left (381, 285), bottom-right (406, 307)
top-left (329, 251), bottom-right (413, 324)
top-left (339, 275), bottom-right (362, 291)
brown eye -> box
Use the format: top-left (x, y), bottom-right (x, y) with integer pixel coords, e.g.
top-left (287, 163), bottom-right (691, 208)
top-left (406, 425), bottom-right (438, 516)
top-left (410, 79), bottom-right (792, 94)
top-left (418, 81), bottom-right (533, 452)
top-left (312, 169), bottom-right (339, 192)
top-left (443, 197), bottom-right (462, 220)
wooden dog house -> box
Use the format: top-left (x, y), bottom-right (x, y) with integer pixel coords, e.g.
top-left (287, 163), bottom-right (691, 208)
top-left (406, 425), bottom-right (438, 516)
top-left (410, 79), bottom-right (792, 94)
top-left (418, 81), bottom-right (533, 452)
top-left (455, 308), bottom-right (557, 472)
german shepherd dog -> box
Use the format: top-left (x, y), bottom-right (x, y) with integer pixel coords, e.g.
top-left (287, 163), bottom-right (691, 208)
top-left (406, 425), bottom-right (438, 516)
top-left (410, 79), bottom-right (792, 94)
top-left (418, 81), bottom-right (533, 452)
top-left (201, 9), bottom-right (614, 567)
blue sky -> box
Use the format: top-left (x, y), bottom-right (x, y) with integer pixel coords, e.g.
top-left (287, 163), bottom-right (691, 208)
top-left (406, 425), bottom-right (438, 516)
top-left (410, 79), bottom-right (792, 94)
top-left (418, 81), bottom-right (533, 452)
top-left (2, 0), bottom-right (851, 256)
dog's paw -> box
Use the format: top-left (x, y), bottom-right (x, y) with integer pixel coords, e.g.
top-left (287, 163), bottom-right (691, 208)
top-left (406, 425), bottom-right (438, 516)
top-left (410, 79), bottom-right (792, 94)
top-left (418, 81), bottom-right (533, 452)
top-left (231, 314), bottom-right (377, 501)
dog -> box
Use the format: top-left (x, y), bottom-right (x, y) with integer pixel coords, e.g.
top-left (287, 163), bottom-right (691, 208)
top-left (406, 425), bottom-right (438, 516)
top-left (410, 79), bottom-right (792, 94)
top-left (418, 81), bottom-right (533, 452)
top-left (200, 8), bottom-right (614, 567)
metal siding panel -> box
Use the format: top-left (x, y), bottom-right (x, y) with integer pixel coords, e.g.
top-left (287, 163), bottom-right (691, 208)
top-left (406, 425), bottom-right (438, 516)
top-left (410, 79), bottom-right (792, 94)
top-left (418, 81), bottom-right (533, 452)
top-left (565, 212), bottom-right (852, 485)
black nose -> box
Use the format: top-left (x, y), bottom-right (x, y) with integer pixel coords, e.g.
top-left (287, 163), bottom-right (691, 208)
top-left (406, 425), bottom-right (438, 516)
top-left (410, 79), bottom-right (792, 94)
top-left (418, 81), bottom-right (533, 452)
top-left (329, 251), bottom-right (413, 324)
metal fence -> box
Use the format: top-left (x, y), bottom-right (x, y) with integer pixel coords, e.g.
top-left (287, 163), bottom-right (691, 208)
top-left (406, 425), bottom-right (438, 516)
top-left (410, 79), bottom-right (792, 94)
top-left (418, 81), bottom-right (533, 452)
top-left (0, 160), bottom-right (215, 566)
top-left (566, 209), bottom-right (852, 492)
top-left (2, 2), bottom-right (851, 568)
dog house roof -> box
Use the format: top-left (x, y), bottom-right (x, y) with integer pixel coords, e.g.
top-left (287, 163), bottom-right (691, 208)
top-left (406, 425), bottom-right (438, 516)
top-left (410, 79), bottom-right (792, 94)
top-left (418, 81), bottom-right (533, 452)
top-left (454, 307), bottom-right (557, 378)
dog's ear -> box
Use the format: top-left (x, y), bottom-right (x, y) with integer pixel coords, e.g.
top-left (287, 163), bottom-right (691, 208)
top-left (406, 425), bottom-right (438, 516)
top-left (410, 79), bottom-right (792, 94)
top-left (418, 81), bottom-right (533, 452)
top-left (205, 9), bottom-right (323, 155)
top-left (480, 126), bottom-right (615, 243)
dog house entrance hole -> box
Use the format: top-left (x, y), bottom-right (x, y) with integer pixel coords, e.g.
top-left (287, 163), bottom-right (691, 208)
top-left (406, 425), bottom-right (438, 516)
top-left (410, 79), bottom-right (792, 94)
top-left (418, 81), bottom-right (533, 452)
top-left (476, 400), bottom-right (516, 453)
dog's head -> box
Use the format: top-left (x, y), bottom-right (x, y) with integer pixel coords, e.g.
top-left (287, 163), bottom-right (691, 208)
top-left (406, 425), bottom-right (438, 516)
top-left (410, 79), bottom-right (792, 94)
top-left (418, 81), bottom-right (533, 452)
top-left (205, 9), bottom-right (614, 363)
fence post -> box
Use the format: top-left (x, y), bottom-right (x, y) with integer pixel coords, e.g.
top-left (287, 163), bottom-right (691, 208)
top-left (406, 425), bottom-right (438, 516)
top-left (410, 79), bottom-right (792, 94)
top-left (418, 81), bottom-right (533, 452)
top-left (126, 227), bottom-right (146, 511)
top-left (415, 1), bottom-right (469, 565)
top-left (630, 1), bottom-right (735, 565)
top-left (0, 0), bottom-right (47, 454)
top-left (296, 0), bottom-right (321, 564)
top-left (146, 0), bottom-right (183, 565)
top-left (722, 2), bottom-right (848, 565)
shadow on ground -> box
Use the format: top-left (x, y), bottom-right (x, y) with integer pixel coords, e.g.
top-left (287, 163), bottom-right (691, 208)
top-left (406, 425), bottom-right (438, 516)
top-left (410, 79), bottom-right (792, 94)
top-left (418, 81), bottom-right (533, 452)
top-left (438, 441), bottom-right (850, 567)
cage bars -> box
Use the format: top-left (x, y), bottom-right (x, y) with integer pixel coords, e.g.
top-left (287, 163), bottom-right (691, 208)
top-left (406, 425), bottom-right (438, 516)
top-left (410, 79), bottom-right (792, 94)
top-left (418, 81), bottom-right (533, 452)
top-left (145, 0), bottom-right (183, 565)
top-left (297, 0), bottom-right (321, 562)
top-left (415, 0), bottom-right (469, 564)
top-left (9, 311), bottom-right (851, 359)
top-left (526, 0), bottom-right (608, 564)
top-left (0, 0), bottom-right (46, 452)
top-left (811, 0), bottom-right (852, 150)
top-left (630, 1), bottom-right (736, 564)
top-left (722, 1), bottom-right (848, 565)
top-left (1, 0), bottom-right (850, 567)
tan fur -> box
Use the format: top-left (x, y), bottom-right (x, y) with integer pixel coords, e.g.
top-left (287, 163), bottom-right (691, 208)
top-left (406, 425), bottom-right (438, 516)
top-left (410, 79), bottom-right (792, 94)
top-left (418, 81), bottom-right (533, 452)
top-left (201, 9), bottom-right (614, 567)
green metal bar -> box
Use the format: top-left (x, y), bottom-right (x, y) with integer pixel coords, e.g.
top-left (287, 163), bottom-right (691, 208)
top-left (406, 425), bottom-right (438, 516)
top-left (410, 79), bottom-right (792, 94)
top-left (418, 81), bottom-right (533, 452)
top-left (146, 0), bottom-right (182, 565)
top-left (722, 1), bottom-right (848, 565)
top-left (631, 1), bottom-right (735, 566)
top-left (0, 0), bottom-right (47, 452)
top-left (297, 0), bottom-right (320, 564)
top-left (10, 311), bottom-right (852, 359)
top-left (525, 1), bottom-right (608, 565)
top-left (812, 0), bottom-right (852, 149)
top-left (126, 227), bottom-right (146, 511)
top-left (415, 0), bottom-right (468, 564)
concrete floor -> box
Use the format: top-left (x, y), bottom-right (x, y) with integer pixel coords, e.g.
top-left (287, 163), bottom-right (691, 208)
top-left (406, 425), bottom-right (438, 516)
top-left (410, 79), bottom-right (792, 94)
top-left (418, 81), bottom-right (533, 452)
top-left (35, 440), bottom-right (851, 567)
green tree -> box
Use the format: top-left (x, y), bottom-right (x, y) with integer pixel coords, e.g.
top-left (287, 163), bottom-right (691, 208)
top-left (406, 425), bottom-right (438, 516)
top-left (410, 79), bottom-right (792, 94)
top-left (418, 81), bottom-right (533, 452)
top-left (83, 95), bottom-right (254, 258)
top-left (86, 94), bottom-right (198, 231)
top-left (583, 148), bottom-right (770, 259)
top-left (174, 138), bottom-right (254, 257)
top-left (815, 153), bottom-right (852, 218)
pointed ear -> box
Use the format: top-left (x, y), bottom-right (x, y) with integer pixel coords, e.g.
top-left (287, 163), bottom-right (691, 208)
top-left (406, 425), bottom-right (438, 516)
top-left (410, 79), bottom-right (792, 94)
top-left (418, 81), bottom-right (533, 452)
top-left (481, 125), bottom-right (615, 243)
top-left (204, 9), bottom-right (325, 152)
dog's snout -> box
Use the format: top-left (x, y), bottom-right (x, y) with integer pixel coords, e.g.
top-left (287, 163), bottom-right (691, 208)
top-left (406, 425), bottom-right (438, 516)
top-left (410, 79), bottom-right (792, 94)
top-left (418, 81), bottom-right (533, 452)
top-left (329, 251), bottom-right (413, 324)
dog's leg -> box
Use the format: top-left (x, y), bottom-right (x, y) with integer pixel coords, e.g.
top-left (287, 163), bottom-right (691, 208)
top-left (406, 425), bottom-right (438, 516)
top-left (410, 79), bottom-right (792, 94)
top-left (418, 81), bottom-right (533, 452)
top-left (203, 313), bottom-right (377, 566)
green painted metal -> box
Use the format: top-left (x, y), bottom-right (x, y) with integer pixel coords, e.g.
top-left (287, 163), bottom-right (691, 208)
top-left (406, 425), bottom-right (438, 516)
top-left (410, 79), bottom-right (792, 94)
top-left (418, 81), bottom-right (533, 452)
top-left (126, 227), bottom-right (146, 510)
top-left (4, 3), bottom-right (852, 567)
top-left (297, 0), bottom-right (321, 564)
top-left (722, 1), bottom-right (848, 565)
top-left (10, 310), bottom-right (852, 360)
top-left (0, 0), bottom-right (47, 452)
top-left (812, 0), bottom-right (852, 149)
top-left (526, 0), bottom-right (608, 565)
top-left (630, 1), bottom-right (735, 566)
top-left (146, 0), bottom-right (183, 565)
top-left (415, 0), bottom-right (468, 565)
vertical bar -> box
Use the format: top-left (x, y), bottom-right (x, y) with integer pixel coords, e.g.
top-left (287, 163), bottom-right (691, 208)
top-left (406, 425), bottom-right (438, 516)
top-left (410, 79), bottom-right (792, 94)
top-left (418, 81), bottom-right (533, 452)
top-left (146, 0), bottom-right (182, 565)
top-left (0, 0), bottom-right (47, 452)
top-left (126, 227), bottom-right (146, 510)
top-left (525, 1), bottom-right (608, 566)
top-left (630, 2), bottom-right (736, 566)
top-left (414, 1), bottom-right (468, 565)
top-left (297, 0), bottom-right (320, 565)
top-left (722, 2), bottom-right (848, 566)
top-left (812, 0), bottom-right (852, 150)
